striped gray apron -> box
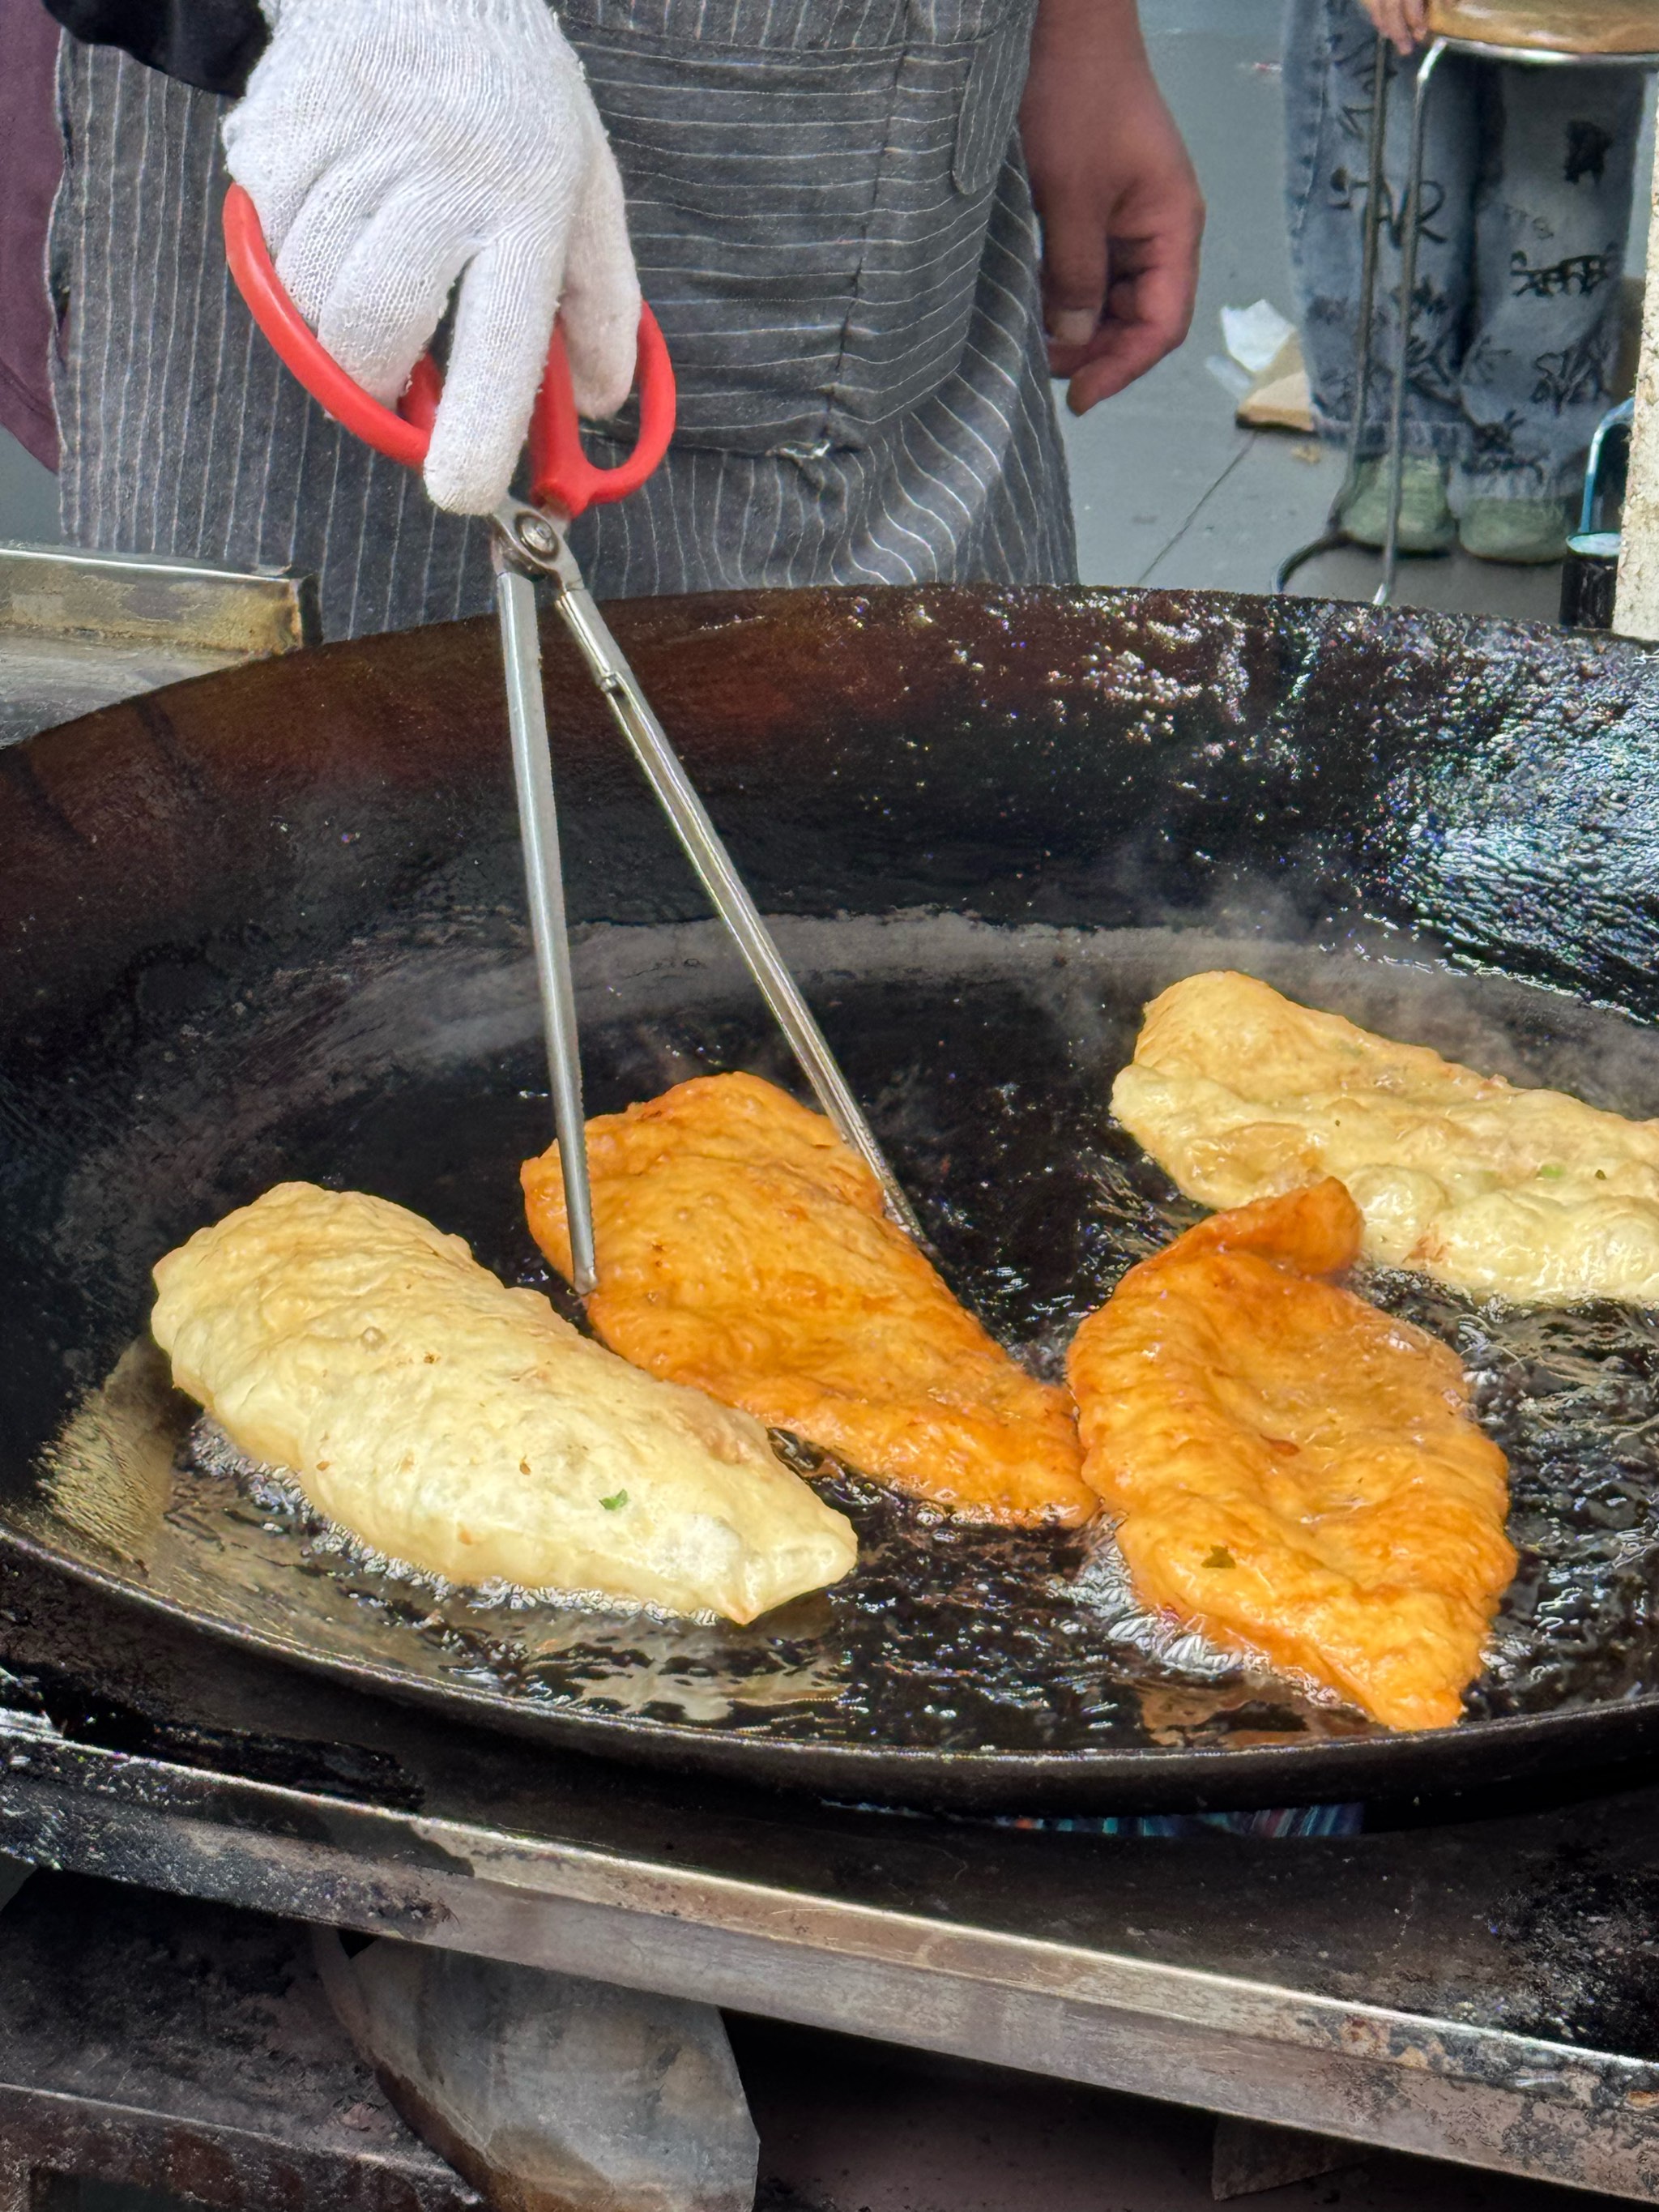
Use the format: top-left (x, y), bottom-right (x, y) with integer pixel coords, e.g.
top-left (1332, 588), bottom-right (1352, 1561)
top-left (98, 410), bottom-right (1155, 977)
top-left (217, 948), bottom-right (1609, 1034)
top-left (49, 0), bottom-right (1075, 640)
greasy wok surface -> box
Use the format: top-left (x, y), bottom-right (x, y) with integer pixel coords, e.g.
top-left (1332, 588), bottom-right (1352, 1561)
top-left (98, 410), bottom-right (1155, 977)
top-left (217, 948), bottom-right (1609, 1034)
top-left (5, 583), bottom-right (1659, 1812)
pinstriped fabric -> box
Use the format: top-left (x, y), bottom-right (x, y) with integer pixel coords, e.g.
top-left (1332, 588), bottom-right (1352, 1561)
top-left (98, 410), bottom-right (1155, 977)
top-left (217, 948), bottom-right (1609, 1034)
top-left (579, 1), bottom-right (1041, 450)
top-left (573, 144), bottom-right (1070, 590)
top-left (52, 0), bottom-right (1073, 641)
top-left (51, 42), bottom-right (489, 638)
top-left (567, 0), bottom-right (907, 49)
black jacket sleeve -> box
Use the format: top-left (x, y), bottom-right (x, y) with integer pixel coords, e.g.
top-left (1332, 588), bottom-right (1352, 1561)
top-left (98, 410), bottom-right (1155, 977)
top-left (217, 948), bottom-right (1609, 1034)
top-left (41, 0), bottom-right (269, 95)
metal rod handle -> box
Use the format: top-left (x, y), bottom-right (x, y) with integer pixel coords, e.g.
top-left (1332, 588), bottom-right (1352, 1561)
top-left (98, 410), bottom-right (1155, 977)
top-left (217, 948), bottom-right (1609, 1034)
top-left (496, 566), bottom-right (599, 1294)
top-left (550, 584), bottom-right (929, 1248)
top-left (1349, 31), bottom-right (1392, 489)
top-left (1379, 37), bottom-right (1446, 606)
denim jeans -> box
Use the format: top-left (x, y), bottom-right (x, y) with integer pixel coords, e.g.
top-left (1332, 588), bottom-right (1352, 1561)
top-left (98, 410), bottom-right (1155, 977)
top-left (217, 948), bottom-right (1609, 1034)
top-left (1284, 0), bottom-right (1644, 503)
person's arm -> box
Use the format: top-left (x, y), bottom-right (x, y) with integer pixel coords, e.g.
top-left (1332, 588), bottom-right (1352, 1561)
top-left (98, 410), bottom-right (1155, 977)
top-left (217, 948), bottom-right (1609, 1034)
top-left (1018, 0), bottom-right (1203, 414)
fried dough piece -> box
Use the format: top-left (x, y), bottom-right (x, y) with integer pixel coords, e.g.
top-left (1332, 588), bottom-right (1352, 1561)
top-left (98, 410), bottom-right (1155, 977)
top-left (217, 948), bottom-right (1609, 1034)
top-left (1066, 1181), bottom-right (1515, 1729)
top-left (152, 1182), bottom-right (857, 1622)
top-left (1111, 969), bottom-right (1659, 1306)
top-left (522, 1072), bottom-right (1093, 1526)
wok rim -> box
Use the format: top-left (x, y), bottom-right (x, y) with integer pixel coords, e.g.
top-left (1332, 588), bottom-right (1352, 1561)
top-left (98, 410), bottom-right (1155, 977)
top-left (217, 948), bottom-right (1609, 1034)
top-left (12, 1515), bottom-right (1659, 1814)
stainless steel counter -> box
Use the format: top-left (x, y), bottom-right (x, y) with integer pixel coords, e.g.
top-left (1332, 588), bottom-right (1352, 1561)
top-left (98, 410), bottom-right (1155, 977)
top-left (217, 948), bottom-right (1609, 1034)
top-left (0, 542), bottom-right (316, 745)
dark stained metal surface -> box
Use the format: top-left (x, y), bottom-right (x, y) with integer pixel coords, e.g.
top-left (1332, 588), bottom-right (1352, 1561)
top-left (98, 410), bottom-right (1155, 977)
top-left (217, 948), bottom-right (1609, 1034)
top-left (6, 584), bottom-right (1659, 1808)
top-left (0, 1857), bottom-right (476, 2211)
top-left (6, 1552), bottom-right (1659, 2197)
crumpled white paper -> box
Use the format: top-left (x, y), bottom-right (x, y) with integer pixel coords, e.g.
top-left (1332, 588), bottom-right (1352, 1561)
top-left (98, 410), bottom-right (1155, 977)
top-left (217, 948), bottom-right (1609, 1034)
top-left (1221, 298), bottom-right (1297, 374)
top-left (1206, 297), bottom-right (1299, 399)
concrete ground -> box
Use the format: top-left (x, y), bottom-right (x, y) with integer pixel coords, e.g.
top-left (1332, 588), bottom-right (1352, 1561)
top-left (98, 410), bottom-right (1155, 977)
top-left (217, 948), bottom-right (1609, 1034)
top-left (0, 425), bottom-right (56, 548)
top-left (1060, 0), bottom-right (1337, 601)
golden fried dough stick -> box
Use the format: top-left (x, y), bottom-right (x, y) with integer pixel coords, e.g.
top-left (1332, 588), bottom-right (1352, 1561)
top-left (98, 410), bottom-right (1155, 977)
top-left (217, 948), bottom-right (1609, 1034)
top-left (1112, 968), bottom-right (1659, 1305)
top-left (522, 1072), bottom-right (1094, 1526)
top-left (1066, 1181), bottom-right (1515, 1729)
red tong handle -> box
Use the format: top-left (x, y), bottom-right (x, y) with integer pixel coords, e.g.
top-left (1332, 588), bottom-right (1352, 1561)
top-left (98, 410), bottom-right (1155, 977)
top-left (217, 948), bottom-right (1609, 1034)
top-left (222, 182), bottom-right (675, 520)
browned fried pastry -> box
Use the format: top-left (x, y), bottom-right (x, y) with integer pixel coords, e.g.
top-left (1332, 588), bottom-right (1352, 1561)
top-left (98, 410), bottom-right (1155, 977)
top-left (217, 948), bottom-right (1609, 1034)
top-left (1067, 1181), bottom-right (1515, 1730)
top-left (522, 1072), bottom-right (1094, 1526)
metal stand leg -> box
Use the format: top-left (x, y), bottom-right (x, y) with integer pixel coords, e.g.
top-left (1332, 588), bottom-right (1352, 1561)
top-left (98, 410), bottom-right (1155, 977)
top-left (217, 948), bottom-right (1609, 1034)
top-left (1377, 37), bottom-right (1446, 605)
top-left (1273, 32), bottom-right (1392, 594)
top-left (1580, 395), bottom-right (1635, 535)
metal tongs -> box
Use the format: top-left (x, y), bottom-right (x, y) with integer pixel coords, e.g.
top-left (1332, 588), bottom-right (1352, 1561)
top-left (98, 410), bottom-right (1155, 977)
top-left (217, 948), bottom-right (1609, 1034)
top-left (224, 188), bottom-right (923, 1292)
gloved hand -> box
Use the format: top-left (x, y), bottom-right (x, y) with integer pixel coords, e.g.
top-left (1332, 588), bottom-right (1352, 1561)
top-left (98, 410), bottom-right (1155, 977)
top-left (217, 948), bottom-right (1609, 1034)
top-left (222, 0), bottom-right (642, 514)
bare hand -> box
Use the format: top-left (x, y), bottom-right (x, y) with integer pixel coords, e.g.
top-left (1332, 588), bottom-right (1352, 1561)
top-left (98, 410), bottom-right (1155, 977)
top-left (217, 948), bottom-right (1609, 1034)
top-left (1019, 0), bottom-right (1204, 414)
top-left (1359, 0), bottom-right (1428, 56)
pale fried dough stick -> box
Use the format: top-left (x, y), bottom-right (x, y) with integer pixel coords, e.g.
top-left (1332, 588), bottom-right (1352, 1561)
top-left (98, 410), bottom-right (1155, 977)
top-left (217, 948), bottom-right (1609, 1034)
top-left (1067, 1181), bottom-right (1515, 1729)
top-left (522, 1072), bottom-right (1094, 1526)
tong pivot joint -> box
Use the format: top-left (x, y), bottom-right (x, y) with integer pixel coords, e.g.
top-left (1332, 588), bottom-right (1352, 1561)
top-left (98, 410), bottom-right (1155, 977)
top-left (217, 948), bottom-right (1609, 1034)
top-left (492, 498), bottom-right (582, 592)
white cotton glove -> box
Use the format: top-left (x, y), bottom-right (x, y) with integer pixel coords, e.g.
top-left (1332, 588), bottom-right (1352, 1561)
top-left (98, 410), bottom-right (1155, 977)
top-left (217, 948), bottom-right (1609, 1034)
top-left (222, 0), bottom-right (642, 514)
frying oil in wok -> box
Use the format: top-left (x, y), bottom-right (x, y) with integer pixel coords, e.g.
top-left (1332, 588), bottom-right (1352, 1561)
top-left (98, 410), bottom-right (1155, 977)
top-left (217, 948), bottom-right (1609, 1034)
top-left (52, 915), bottom-right (1659, 1749)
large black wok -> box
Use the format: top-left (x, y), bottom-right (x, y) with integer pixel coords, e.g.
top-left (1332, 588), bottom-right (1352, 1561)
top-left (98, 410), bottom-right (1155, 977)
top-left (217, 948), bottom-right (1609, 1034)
top-left (6, 583), bottom-right (1659, 1813)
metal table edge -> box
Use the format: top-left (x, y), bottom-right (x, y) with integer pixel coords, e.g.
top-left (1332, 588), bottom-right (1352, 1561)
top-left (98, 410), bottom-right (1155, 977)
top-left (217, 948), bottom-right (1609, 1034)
top-left (4, 1719), bottom-right (1655, 2099)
